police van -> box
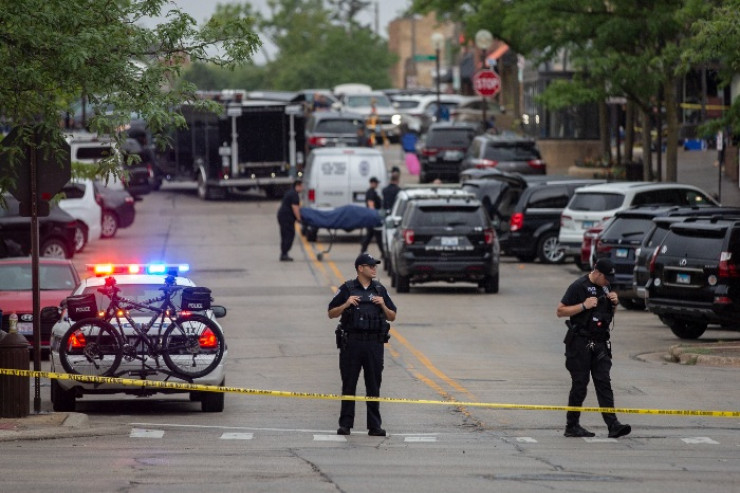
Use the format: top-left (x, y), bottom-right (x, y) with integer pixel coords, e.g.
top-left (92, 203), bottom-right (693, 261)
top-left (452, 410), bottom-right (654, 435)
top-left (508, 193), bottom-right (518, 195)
top-left (301, 147), bottom-right (388, 210)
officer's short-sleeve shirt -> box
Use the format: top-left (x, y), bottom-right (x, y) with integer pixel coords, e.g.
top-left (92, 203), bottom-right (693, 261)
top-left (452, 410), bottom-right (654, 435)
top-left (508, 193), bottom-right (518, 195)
top-left (366, 187), bottom-right (382, 210)
top-left (328, 279), bottom-right (397, 313)
top-left (561, 275), bottom-right (606, 325)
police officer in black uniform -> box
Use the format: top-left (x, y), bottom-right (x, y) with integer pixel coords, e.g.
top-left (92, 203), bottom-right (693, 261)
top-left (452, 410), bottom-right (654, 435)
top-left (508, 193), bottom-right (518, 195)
top-left (556, 258), bottom-right (631, 438)
top-left (328, 253), bottom-right (397, 436)
top-left (360, 177), bottom-right (384, 255)
top-left (277, 180), bottom-right (303, 261)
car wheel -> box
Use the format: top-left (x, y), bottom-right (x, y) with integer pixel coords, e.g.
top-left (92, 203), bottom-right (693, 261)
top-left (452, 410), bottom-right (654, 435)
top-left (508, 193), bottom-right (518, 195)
top-left (101, 211), bottom-right (119, 238)
top-left (199, 380), bottom-right (225, 412)
top-left (619, 298), bottom-right (646, 311)
top-left (41, 238), bottom-right (70, 259)
top-left (537, 232), bottom-right (566, 264)
top-left (482, 274), bottom-right (499, 294)
top-left (668, 320), bottom-right (706, 339)
top-left (73, 222), bottom-right (88, 253)
top-left (51, 379), bottom-right (76, 412)
top-left (395, 272), bottom-right (410, 293)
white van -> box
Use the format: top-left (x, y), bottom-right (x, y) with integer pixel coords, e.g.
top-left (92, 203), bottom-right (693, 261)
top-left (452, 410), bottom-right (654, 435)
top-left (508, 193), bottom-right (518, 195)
top-left (301, 147), bottom-right (388, 210)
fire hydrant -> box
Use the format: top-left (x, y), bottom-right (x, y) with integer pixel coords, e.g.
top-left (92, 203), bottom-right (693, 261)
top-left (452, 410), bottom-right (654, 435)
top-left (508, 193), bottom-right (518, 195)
top-left (0, 312), bottom-right (30, 418)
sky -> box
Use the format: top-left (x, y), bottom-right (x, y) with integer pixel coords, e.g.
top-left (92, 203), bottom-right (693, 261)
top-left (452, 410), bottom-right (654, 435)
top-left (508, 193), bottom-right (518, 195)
top-left (145, 0), bottom-right (410, 64)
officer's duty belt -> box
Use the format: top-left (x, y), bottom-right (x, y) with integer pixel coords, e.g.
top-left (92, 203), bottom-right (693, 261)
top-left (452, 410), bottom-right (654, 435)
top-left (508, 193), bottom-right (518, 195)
top-left (345, 332), bottom-right (385, 342)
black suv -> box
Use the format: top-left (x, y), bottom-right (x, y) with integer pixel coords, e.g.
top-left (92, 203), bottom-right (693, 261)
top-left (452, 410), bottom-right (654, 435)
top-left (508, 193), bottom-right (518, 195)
top-left (646, 217), bottom-right (740, 339)
top-left (461, 134), bottom-right (546, 176)
top-left (0, 194), bottom-right (77, 259)
top-left (388, 197), bottom-right (500, 293)
top-left (305, 111), bottom-right (369, 153)
top-left (501, 178), bottom-right (605, 263)
top-left (417, 122), bottom-right (478, 183)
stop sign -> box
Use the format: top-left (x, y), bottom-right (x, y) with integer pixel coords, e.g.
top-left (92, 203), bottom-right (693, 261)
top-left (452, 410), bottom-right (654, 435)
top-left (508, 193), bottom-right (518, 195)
top-left (473, 70), bottom-right (501, 97)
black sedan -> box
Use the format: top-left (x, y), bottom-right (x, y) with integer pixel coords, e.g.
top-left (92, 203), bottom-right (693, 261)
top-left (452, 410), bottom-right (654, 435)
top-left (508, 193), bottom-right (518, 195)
top-left (0, 194), bottom-right (77, 259)
top-left (94, 182), bottom-right (136, 238)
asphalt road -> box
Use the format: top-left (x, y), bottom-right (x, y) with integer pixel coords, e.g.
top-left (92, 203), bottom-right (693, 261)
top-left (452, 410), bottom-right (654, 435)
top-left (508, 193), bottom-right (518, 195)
top-left (4, 167), bottom-right (740, 492)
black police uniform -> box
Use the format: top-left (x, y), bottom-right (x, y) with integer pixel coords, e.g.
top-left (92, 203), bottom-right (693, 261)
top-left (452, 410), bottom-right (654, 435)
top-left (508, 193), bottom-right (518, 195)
top-left (560, 275), bottom-right (618, 429)
top-left (360, 186), bottom-right (384, 254)
top-left (382, 182), bottom-right (401, 213)
top-left (329, 278), bottom-right (396, 431)
top-left (277, 187), bottom-right (300, 258)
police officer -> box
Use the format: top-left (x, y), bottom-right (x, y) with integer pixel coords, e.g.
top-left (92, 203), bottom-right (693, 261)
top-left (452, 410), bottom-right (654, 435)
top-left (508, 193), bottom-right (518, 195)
top-left (277, 180), bottom-right (303, 261)
top-left (328, 253), bottom-right (397, 436)
top-left (359, 177), bottom-right (384, 255)
top-left (382, 169), bottom-right (401, 214)
top-left (556, 258), bottom-right (631, 438)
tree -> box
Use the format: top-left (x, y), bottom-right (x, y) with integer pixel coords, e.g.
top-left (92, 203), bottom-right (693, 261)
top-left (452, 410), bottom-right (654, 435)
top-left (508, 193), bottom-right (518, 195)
top-left (0, 0), bottom-right (260, 191)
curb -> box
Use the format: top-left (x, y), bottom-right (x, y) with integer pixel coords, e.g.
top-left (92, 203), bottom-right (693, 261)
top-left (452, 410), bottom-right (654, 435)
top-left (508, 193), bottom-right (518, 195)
top-left (0, 412), bottom-right (129, 442)
top-left (665, 343), bottom-right (740, 368)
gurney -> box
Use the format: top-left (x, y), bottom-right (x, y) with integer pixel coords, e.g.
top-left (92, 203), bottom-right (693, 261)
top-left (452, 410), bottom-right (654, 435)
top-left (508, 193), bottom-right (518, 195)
top-left (300, 205), bottom-right (382, 261)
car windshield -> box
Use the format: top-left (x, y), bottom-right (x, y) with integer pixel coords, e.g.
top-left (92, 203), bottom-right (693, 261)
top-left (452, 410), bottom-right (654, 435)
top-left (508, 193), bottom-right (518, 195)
top-left (82, 283), bottom-right (184, 314)
top-left (394, 100), bottom-right (420, 109)
top-left (601, 218), bottom-right (655, 241)
top-left (484, 144), bottom-right (540, 161)
top-left (569, 192), bottom-right (625, 211)
top-left (345, 94), bottom-right (393, 108)
top-left (427, 129), bottom-right (475, 147)
top-left (0, 264), bottom-right (76, 291)
top-left (413, 205), bottom-right (485, 227)
top-left (315, 119), bottom-right (363, 133)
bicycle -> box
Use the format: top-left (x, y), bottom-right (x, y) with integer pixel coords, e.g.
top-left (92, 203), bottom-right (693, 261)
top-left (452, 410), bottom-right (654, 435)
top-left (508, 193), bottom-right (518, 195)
top-left (58, 274), bottom-right (225, 380)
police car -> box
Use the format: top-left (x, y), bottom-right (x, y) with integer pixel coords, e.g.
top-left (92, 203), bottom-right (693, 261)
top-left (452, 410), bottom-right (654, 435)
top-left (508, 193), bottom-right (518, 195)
top-left (48, 263), bottom-right (228, 413)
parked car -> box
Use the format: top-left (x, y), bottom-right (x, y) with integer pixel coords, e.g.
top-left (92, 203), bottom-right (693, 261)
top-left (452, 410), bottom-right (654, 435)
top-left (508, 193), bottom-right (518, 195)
top-left (461, 174), bottom-right (528, 240)
top-left (388, 196), bottom-right (500, 293)
top-left (0, 194), bottom-right (77, 259)
top-left (120, 137), bottom-right (153, 198)
top-left (305, 111), bottom-right (370, 153)
top-left (559, 182), bottom-right (718, 262)
top-left (93, 181), bottom-right (136, 238)
top-left (500, 178), bottom-right (606, 263)
top-left (334, 91), bottom-right (402, 141)
top-left (449, 97), bottom-right (504, 130)
top-left (0, 257), bottom-right (80, 353)
top-left (58, 179), bottom-right (102, 253)
top-left (461, 134), bottom-right (547, 176)
top-left (417, 122), bottom-right (478, 183)
top-left (646, 217), bottom-right (740, 339)
top-left (48, 263), bottom-right (228, 412)
top-left (391, 94), bottom-right (466, 133)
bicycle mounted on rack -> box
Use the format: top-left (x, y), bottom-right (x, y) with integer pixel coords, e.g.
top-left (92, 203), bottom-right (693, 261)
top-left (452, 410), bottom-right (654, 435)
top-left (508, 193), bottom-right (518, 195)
top-left (59, 274), bottom-right (225, 381)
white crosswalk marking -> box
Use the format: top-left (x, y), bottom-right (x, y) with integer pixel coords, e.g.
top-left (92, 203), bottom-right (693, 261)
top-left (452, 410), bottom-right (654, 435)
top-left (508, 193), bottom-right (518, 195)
top-left (130, 428), bottom-right (165, 438)
top-left (682, 437), bottom-right (719, 444)
top-left (220, 432), bottom-right (254, 440)
top-left (583, 437), bottom-right (617, 443)
top-left (404, 436), bottom-right (437, 443)
top-left (515, 437), bottom-right (537, 443)
top-left (313, 434), bottom-right (347, 442)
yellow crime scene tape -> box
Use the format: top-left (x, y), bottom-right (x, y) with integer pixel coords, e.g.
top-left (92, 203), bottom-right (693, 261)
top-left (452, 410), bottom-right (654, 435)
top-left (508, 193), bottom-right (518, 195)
top-left (2, 367), bottom-right (739, 418)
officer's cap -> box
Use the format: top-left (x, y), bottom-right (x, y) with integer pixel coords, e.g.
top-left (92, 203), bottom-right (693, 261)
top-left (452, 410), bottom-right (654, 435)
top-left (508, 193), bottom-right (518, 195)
top-left (355, 252), bottom-right (381, 269)
top-left (594, 258), bottom-right (615, 283)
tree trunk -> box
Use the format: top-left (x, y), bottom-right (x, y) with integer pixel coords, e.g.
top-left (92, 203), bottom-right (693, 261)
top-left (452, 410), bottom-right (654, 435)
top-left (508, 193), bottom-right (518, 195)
top-left (599, 100), bottom-right (610, 161)
top-left (625, 101), bottom-right (634, 163)
top-left (641, 108), bottom-right (653, 181)
top-left (664, 77), bottom-right (679, 182)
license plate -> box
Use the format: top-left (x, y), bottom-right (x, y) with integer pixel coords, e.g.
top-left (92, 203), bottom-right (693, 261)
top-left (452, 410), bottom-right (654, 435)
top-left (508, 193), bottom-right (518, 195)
top-left (616, 248), bottom-right (628, 258)
top-left (18, 322), bottom-right (33, 335)
top-left (582, 221), bottom-right (594, 228)
top-left (676, 273), bottom-right (691, 284)
top-left (441, 237), bottom-right (459, 246)
top-left (444, 150), bottom-right (462, 160)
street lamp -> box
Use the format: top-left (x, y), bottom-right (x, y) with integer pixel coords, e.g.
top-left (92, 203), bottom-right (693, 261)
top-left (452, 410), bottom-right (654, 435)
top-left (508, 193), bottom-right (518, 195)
top-left (431, 32), bottom-right (445, 122)
top-left (475, 29), bottom-right (493, 129)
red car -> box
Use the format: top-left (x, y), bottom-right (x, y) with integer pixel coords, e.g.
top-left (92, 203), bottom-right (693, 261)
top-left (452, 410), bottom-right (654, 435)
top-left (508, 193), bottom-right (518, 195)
top-left (0, 257), bottom-right (80, 352)
top-left (579, 226), bottom-right (604, 271)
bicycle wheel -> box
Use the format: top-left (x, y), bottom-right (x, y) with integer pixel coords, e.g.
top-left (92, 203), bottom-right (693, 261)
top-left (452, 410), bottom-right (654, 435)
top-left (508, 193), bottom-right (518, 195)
top-left (162, 314), bottom-right (226, 379)
top-left (59, 319), bottom-right (123, 377)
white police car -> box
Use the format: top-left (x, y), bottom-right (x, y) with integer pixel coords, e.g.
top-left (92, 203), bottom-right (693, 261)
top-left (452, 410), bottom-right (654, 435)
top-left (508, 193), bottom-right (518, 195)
top-left (47, 263), bottom-right (228, 413)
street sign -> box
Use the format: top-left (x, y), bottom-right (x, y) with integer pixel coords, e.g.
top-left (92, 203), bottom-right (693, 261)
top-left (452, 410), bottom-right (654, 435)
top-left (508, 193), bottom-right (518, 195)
top-left (413, 54), bottom-right (437, 62)
top-left (0, 125), bottom-right (71, 216)
top-left (473, 70), bottom-right (501, 97)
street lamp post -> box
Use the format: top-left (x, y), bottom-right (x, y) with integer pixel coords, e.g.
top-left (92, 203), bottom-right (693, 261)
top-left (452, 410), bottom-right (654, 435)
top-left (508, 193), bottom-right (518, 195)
top-left (431, 32), bottom-right (445, 122)
top-left (475, 29), bottom-right (493, 130)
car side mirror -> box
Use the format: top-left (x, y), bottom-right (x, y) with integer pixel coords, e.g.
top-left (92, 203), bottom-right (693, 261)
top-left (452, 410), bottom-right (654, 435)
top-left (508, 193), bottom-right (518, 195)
top-left (211, 305), bottom-right (227, 318)
top-left (41, 306), bottom-right (61, 324)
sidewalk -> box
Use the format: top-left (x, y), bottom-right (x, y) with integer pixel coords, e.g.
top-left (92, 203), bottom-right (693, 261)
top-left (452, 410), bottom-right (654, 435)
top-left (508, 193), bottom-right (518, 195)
top-left (0, 411), bottom-right (128, 442)
top-left (673, 148), bottom-right (740, 207)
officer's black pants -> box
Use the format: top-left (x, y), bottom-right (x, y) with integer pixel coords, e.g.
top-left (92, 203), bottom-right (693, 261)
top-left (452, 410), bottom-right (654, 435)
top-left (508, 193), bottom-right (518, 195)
top-left (339, 339), bottom-right (384, 429)
top-left (278, 218), bottom-right (295, 256)
top-left (360, 227), bottom-right (383, 255)
top-left (565, 336), bottom-right (617, 427)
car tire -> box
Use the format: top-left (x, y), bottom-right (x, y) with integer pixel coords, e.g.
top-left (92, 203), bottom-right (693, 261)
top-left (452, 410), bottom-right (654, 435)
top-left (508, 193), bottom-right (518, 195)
top-left (41, 238), bottom-right (71, 259)
top-left (619, 298), bottom-right (646, 311)
top-left (537, 232), bottom-right (566, 264)
top-left (73, 222), bottom-right (88, 253)
top-left (395, 272), bottom-right (410, 293)
top-left (101, 211), bottom-right (119, 238)
top-left (482, 274), bottom-right (499, 294)
top-left (668, 320), bottom-right (707, 339)
top-left (199, 380), bottom-right (225, 412)
top-left (51, 379), bottom-right (76, 412)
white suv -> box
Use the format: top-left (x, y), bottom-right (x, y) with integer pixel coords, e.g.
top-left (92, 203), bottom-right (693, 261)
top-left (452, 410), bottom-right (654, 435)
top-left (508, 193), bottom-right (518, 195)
top-left (558, 182), bottom-right (717, 259)
top-left (58, 179), bottom-right (102, 253)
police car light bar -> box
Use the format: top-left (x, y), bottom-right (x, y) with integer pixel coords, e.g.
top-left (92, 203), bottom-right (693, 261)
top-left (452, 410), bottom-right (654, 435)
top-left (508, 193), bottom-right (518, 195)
top-left (88, 263), bottom-right (190, 276)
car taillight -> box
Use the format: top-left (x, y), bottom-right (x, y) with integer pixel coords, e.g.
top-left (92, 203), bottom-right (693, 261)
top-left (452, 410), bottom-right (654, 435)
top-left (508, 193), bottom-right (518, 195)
top-left (561, 215), bottom-right (571, 227)
top-left (147, 164), bottom-right (154, 178)
top-left (199, 328), bottom-right (219, 348)
top-left (714, 296), bottom-right (733, 304)
top-left (475, 159), bottom-right (498, 169)
top-left (219, 166), bottom-right (229, 179)
top-left (648, 246), bottom-right (660, 274)
top-left (421, 148), bottom-right (439, 156)
top-left (484, 228), bottom-right (495, 245)
top-left (595, 241), bottom-right (611, 254)
top-left (527, 159), bottom-right (545, 170)
top-left (510, 212), bottom-right (524, 232)
top-left (68, 330), bottom-right (86, 349)
top-left (719, 251), bottom-right (739, 278)
top-left (124, 196), bottom-right (134, 204)
top-left (94, 193), bottom-right (103, 206)
top-left (403, 229), bottom-right (415, 245)
top-left (309, 136), bottom-right (327, 147)
top-left (308, 189), bottom-right (316, 203)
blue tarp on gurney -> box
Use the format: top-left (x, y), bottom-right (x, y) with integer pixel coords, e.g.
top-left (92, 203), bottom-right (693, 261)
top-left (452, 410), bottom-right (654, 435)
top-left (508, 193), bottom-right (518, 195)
top-left (301, 205), bottom-right (381, 231)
